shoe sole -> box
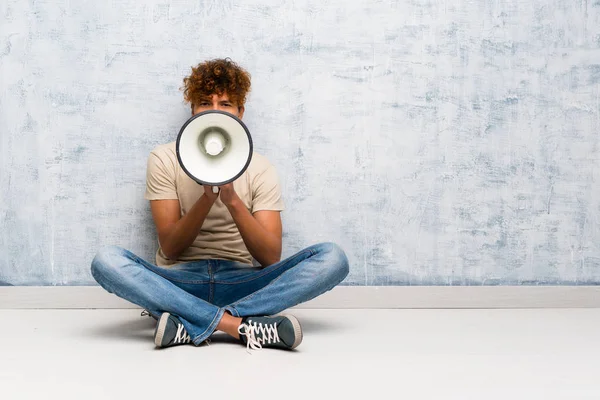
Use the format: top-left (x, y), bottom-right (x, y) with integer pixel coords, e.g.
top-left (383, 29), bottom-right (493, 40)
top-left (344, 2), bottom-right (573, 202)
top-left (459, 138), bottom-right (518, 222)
top-left (155, 312), bottom-right (170, 348)
top-left (282, 314), bottom-right (303, 349)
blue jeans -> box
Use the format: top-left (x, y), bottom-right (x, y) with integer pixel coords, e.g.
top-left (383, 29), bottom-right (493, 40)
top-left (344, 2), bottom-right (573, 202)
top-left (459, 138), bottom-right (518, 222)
top-left (91, 242), bottom-right (349, 345)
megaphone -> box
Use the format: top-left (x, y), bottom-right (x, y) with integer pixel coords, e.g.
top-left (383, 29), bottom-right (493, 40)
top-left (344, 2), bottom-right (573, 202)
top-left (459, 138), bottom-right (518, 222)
top-left (176, 110), bottom-right (253, 193)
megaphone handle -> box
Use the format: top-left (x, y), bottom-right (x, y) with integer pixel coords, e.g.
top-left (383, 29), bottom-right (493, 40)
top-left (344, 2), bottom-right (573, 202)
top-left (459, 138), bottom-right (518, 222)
top-left (212, 186), bottom-right (220, 194)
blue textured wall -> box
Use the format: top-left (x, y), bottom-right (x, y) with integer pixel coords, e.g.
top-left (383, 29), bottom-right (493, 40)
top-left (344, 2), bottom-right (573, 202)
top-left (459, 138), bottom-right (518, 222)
top-left (1, 1), bottom-right (600, 286)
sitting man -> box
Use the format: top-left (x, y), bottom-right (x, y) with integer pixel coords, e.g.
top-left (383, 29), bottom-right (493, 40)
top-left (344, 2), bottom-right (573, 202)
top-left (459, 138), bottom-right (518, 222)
top-left (91, 58), bottom-right (349, 351)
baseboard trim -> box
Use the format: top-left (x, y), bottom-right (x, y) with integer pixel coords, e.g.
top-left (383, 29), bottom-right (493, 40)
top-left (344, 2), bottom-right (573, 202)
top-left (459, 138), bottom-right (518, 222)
top-left (1, 286), bottom-right (599, 309)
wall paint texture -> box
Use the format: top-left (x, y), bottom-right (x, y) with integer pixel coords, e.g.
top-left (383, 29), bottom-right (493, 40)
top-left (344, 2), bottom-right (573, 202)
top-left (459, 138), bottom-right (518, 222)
top-left (1, 1), bottom-right (600, 286)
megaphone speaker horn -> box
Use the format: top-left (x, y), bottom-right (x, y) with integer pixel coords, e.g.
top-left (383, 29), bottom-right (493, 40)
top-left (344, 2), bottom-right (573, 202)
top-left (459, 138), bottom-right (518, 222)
top-left (176, 110), bottom-right (253, 193)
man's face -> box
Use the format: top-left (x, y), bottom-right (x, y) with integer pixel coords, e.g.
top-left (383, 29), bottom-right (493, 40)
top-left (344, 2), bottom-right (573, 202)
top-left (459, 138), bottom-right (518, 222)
top-left (192, 93), bottom-right (245, 119)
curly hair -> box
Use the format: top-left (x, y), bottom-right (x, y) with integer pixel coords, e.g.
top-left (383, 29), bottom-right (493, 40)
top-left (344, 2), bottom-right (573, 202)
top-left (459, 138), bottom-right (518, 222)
top-left (182, 58), bottom-right (251, 108)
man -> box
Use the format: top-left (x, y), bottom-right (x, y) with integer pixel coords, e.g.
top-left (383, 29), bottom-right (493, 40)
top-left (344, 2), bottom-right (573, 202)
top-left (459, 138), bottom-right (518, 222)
top-left (91, 58), bottom-right (349, 351)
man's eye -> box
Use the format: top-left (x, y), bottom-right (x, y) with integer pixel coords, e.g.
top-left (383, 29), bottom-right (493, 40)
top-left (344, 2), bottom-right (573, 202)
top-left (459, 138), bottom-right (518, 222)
top-left (223, 103), bottom-right (232, 107)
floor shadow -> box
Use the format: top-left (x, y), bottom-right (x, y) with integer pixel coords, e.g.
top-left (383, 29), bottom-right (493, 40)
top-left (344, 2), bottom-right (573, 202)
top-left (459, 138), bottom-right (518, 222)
top-left (207, 332), bottom-right (242, 345)
top-left (295, 316), bottom-right (342, 334)
top-left (86, 315), bottom-right (157, 342)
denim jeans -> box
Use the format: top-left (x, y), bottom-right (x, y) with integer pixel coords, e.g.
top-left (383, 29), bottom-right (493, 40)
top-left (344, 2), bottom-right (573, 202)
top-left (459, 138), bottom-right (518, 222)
top-left (91, 242), bottom-right (349, 345)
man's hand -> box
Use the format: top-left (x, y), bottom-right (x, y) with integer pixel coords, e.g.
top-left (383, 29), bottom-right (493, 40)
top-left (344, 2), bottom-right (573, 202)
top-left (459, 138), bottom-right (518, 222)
top-left (202, 185), bottom-right (220, 203)
top-left (203, 183), bottom-right (240, 207)
top-left (218, 182), bottom-right (241, 207)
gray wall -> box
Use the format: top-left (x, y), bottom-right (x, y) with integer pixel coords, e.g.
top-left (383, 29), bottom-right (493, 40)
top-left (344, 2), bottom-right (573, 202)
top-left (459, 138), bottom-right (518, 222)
top-left (1, 0), bottom-right (600, 286)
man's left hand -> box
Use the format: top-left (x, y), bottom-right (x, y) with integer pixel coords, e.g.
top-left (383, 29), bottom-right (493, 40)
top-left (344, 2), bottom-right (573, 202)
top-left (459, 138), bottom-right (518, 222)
top-left (219, 183), bottom-right (240, 207)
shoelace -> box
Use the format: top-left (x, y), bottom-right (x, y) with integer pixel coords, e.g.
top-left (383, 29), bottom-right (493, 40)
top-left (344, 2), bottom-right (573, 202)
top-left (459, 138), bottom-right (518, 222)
top-left (174, 323), bottom-right (192, 344)
top-left (238, 320), bottom-right (280, 351)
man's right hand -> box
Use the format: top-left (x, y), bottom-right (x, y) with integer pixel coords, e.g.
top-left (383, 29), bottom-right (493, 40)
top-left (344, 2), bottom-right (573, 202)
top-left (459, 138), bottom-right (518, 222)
top-left (203, 185), bottom-right (220, 203)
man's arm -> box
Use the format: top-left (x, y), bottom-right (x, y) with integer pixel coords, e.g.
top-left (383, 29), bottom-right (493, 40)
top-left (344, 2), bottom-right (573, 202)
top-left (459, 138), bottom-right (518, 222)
top-left (150, 187), bottom-right (218, 260)
top-left (220, 184), bottom-right (282, 267)
top-left (228, 201), bottom-right (282, 267)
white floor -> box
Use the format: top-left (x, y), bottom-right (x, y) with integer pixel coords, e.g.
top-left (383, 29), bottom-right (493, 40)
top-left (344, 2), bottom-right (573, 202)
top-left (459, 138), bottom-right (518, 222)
top-left (1, 309), bottom-right (600, 400)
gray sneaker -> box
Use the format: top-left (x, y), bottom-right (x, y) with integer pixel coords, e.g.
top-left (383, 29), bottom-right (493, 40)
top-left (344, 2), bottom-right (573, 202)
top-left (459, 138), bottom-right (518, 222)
top-left (154, 312), bottom-right (192, 348)
top-left (238, 315), bottom-right (303, 351)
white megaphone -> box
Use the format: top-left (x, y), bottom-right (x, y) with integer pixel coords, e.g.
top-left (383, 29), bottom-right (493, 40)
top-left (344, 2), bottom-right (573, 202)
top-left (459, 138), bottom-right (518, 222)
top-left (176, 110), bottom-right (253, 193)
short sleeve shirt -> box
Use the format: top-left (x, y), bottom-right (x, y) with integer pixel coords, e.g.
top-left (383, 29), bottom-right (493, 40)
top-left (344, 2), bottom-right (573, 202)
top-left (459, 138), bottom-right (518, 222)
top-left (145, 142), bottom-right (285, 267)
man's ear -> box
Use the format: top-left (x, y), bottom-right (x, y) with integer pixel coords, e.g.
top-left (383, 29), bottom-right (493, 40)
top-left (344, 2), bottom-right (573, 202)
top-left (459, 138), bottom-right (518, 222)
top-left (238, 105), bottom-right (245, 119)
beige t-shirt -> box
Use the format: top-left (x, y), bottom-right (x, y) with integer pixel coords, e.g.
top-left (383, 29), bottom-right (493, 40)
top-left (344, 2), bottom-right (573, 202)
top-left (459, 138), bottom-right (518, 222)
top-left (144, 142), bottom-right (285, 267)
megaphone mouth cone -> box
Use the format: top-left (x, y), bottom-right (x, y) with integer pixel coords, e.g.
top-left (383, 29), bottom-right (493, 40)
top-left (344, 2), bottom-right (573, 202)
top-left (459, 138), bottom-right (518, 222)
top-left (175, 110), bottom-right (253, 186)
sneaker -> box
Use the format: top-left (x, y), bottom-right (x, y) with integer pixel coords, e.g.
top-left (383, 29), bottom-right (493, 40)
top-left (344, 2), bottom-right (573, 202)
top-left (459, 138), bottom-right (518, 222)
top-left (154, 312), bottom-right (192, 348)
top-left (238, 314), bottom-right (302, 351)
